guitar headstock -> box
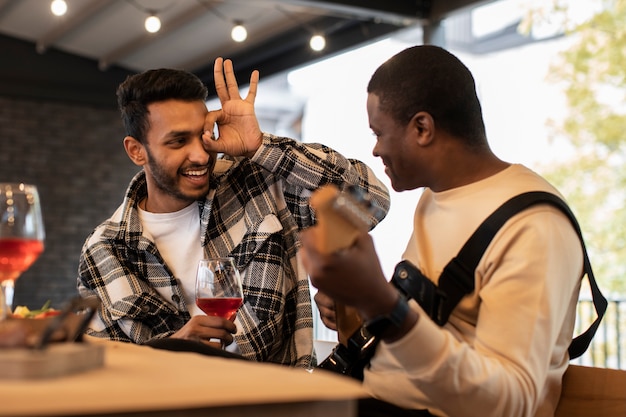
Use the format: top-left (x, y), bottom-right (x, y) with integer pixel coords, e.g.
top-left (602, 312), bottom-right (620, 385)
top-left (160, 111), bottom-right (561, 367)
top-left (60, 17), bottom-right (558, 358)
top-left (309, 184), bottom-right (382, 254)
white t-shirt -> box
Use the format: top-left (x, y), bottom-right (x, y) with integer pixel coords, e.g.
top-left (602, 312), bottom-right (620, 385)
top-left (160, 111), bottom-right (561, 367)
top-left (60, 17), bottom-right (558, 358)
top-left (138, 202), bottom-right (241, 353)
top-left (138, 203), bottom-right (204, 316)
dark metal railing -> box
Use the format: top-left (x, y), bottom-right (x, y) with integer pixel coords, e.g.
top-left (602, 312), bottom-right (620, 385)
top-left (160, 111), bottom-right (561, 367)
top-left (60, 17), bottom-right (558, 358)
top-left (313, 297), bottom-right (626, 370)
top-left (573, 298), bottom-right (625, 369)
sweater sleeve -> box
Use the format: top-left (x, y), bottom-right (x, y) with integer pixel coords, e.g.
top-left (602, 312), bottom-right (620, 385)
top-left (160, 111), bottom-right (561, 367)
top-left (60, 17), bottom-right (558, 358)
top-left (364, 207), bottom-right (583, 417)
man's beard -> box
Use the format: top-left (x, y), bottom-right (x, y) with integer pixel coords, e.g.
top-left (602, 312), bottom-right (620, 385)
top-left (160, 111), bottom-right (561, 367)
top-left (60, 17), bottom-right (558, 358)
top-left (145, 147), bottom-right (208, 204)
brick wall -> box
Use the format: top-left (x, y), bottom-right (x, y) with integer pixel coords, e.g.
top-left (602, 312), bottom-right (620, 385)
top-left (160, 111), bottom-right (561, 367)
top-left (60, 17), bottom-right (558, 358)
top-left (0, 96), bottom-right (139, 310)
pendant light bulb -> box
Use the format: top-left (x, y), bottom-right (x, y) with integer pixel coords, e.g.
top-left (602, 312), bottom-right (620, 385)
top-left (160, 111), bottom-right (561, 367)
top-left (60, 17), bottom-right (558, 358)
top-left (145, 15), bottom-right (161, 33)
top-left (50, 0), bottom-right (68, 16)
top-left (309, 34), bottom-right (326, 51)
top-left (231, 22), bottom-right (247, 42)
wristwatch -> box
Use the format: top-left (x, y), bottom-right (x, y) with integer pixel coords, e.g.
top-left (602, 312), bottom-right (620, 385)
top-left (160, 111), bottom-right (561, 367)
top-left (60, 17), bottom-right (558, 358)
top-left (364, 294), bottom-right (410, 338)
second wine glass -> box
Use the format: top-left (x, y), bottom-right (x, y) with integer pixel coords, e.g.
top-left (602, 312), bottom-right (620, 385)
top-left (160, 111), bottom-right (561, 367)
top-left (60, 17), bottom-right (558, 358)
top-left (0, 183), bottom-right (45, 320)
top-left (195, 257), bottom-right (243, 322)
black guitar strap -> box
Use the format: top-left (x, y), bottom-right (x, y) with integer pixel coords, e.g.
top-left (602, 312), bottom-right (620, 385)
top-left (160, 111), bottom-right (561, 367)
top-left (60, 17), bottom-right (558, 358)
top-left (392, 191), bottom-right (607, 359)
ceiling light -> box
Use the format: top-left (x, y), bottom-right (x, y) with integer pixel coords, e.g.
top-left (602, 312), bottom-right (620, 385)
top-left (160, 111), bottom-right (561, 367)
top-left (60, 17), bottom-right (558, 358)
top-left (50, 0), bottom-right (67, 16)
top-left (309, 34), bottom-right (326, 52)
top-left (145, 15), bottom-right (161, 33)
top-left (231, 21), bottom-right (247, 42)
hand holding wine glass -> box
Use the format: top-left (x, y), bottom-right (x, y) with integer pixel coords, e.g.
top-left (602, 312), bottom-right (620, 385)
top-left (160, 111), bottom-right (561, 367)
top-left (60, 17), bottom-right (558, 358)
top-left (0, 183), bottom-right (45, 320)
top-left (195, 257), bottom-right (243, 347)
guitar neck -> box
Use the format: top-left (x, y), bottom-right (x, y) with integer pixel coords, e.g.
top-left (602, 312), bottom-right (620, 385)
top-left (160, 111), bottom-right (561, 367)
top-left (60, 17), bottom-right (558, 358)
top-left (309, 184), bottom-right (373, 345)
top-left (309, 184), bottom-right (372, 253)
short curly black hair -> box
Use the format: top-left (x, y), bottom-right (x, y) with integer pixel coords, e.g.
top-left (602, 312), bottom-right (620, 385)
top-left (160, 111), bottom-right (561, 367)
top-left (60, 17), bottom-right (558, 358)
top-left (116, 68), bottom-right (208, 144)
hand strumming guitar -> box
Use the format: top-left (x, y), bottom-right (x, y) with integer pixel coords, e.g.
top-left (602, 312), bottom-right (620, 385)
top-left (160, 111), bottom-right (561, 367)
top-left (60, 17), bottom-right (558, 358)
top-left (300, 228), bottom-right (417, 343)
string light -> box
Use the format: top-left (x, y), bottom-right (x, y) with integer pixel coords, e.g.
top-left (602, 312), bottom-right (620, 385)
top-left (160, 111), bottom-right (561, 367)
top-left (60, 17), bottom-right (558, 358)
top-left (127, 1), bottom-right (170, 33)
top-left (47, 1), bottom-right (324, 49)
top-left (231, 21), bottom-right (247, 42)
top-left (50, 0), bottom-right (67, 16)
top-left (309, 34), bottom-right (326, 51)
top-left (198, 1), bottom-right (255, 44)
top-left (144, 14), bottom-right (161, 33)
top-left (274, 6), bottom-right (326, 52)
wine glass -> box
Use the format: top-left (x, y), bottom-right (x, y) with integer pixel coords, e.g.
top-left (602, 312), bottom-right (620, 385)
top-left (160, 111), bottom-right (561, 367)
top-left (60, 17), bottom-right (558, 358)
top-left (195, 257), bottom-right (243, 322)
top-left (0, 183), bottom-right (45, 320)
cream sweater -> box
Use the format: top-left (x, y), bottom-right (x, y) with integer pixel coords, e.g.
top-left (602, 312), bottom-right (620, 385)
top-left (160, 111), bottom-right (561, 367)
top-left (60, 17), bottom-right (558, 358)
top-left (364, 164), bottom-right (583, 417)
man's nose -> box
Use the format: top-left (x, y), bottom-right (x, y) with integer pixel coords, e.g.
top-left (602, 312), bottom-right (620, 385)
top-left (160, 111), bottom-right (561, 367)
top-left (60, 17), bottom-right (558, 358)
top-left (190, 137), bottom-right (210, 163)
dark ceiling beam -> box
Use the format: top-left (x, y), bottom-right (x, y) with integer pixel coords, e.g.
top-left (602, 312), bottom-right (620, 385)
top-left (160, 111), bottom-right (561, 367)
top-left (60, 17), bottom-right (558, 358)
top-left (194, 16), bottom-right (401, 97)
top-left (429, 0), bottom-right (491, 20)
top-left (0, 35), bottom-right (134, 109)
top-left (268, 0), bottom-right (430, 24)
top-left (220, 0), bottom-right (490, 26)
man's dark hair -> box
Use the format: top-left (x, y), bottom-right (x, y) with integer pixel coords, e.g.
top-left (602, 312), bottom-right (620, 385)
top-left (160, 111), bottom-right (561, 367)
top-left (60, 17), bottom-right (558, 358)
top-left (367, 45), bottom-right (488, 150)
top-left (116, 69), bottom-right (208, 143)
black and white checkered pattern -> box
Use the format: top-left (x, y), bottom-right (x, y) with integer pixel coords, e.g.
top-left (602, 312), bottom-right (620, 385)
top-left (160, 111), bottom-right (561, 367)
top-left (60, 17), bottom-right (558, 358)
top-left (78, 133), bottom-right (390, 368)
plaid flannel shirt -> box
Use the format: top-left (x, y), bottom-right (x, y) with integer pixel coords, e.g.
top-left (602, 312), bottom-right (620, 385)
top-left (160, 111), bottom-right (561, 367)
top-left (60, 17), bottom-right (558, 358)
top-left (78, 133), bottom-right (390, 368)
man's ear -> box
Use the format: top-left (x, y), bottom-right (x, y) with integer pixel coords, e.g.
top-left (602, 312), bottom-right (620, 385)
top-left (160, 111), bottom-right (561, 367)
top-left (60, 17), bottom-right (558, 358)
top-left (411, 111), bottom-right (435, 146)
top-left (123, 136), bottom-right (146, 166)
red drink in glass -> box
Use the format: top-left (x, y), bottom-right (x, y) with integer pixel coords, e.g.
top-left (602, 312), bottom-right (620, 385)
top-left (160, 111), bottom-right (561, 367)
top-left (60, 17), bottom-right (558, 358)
top-left (196, 297), bottom-right (243, 321)
top-left (0, 238), bottom-right (44, 282)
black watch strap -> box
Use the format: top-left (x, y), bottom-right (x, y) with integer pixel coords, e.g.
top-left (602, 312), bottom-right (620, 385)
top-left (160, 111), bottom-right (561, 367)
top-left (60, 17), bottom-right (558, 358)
top-left (364, 294), bottom-right (410, 338)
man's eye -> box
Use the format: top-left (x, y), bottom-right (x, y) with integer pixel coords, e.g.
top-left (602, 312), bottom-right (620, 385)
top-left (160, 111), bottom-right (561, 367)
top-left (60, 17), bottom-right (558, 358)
top-left (169, 137), bottom-right (187, 146)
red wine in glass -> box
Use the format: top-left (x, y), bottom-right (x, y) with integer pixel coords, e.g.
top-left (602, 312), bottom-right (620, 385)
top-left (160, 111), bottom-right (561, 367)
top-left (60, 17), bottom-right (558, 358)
top-left (0, 238), bottom-right (45, 283)
top-left (195, 257), bottom-right (244, 324)
top-left (196, 297), bottom-right (243, 321)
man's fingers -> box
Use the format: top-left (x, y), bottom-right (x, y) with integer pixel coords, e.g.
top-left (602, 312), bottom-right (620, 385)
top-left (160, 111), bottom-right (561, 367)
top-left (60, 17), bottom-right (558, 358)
top-left (223, 59), bottom-right (242, 99)
top-left (213, 57), bottom-right (229, 102)
top-left (203, 111), bottom-right (221, 139)
top-left (321, 315), bottom-right (337, 331)
top-left (245, 70), bottom-right (259, 104)
top-left (213, 57), bottom-right (258, 106)
top-left (314, 291), bottom-right (335, 310)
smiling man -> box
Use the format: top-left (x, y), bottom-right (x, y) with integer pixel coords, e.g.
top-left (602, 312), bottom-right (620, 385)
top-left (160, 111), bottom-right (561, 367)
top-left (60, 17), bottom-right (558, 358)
top-left (77, 58), bottom-right (390, 368)
top-left (301, 45), bottom-right (587, 416)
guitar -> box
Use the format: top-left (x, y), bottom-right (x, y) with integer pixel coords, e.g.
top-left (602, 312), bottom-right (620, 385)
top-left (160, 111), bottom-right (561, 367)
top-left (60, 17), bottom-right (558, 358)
top-left (308, 184), bottom-right (383, 378)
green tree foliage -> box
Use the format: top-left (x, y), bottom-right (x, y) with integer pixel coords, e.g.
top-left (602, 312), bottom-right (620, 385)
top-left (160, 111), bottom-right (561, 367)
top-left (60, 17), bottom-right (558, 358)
top-left (521, 1), bottom-right (626, 294)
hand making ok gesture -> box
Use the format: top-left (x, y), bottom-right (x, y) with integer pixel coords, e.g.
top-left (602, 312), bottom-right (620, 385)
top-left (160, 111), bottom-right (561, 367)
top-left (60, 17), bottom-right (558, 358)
top-left (203, 57), bottom-right (263, 159)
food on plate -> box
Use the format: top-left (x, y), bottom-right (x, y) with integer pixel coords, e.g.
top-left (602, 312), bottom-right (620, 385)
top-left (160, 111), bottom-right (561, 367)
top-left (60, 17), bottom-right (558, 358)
top-left (12, 300), bottom-right (61, 319)
top-left (1, 301), bottom-right (67, 348)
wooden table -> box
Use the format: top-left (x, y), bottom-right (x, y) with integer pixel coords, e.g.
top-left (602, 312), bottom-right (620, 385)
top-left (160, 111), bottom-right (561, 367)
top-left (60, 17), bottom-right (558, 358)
top-left (1, 338), bottom-right (365, 416)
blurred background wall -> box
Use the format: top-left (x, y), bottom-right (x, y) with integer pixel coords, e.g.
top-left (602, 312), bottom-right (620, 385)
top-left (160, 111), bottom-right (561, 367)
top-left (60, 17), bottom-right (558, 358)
top-left (0, 94), bottom-right (138, 308)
